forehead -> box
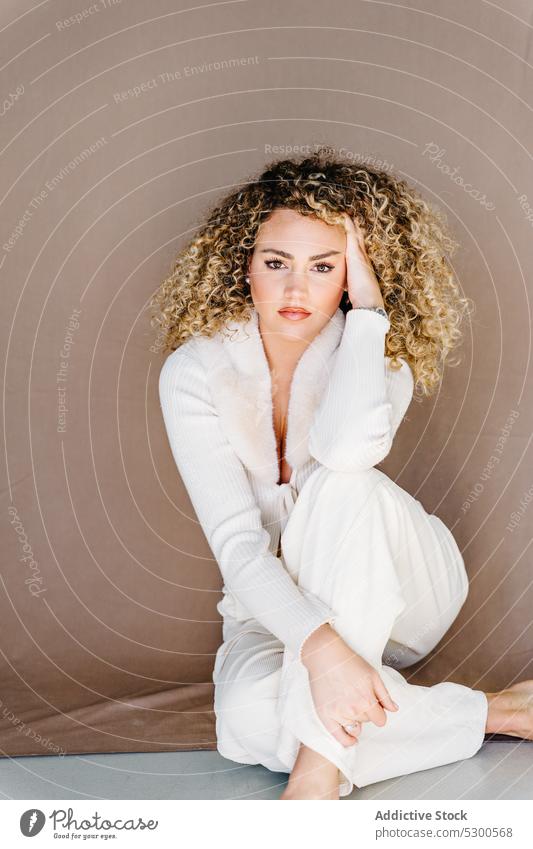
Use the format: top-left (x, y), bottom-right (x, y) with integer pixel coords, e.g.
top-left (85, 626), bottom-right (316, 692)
top-left (255, 208), bottom-right (345, 252)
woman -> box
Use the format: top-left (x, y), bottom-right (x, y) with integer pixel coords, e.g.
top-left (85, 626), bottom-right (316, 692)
top-left (152, 152), bottom-right (533, 800)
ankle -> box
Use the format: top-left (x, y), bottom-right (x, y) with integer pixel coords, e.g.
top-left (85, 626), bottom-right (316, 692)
top-left (289, 757), bottom-right (339, 782)
top-left (289, 744), bottom-right (339, 783)
top-left (485, 689), bottom-right (514, 734)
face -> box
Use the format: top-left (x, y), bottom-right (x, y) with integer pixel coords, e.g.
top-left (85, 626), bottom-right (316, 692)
top-left (247, 208), bottom-right (348, 344)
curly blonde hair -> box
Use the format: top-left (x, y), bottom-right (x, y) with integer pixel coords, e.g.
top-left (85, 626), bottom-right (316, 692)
top-left (149, 148), bottom-right (473, 396)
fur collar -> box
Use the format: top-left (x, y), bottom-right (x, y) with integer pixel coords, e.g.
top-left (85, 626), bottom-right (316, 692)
top-left (190, 307), bottom-right (346, 485)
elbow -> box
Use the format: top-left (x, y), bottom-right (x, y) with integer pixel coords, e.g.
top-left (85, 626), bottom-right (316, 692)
top-left (353, 433), bottom-right (394, 472)
top-left (309, 403), bottom-right (395, 473)
top-left (309, 432), bottom-right (394, 473)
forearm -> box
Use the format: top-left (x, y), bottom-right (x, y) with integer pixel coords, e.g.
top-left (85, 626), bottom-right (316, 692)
top-left (308, 309), bottom-right (394, 472)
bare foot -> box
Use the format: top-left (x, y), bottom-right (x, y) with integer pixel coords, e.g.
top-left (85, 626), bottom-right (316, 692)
top-left (280, 743), bottom-right (340, 800)
top-left (485, 679), bottom-right (533, 739)
top-left (280, 779), bottom-right (340, 800)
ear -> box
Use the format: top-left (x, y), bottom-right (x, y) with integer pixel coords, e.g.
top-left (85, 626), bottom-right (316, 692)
top-left (340, 279), bottom-right (350, 308)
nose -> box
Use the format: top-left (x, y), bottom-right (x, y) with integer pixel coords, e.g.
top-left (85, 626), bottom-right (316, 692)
top-left (283, 269), bottom-right (308, 293)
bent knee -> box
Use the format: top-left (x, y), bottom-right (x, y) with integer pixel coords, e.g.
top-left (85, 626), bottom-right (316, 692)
top-left (442, 555), bottom-right (470, 622)
top-left (214, 680), bottom-right (280, 759)
top-left (215, 678), bottom-right (277, 728)
top-left (458, 564), bottom-right (469, 604)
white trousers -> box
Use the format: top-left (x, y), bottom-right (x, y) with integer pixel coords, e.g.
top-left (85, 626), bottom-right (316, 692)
top-left (212, 466), bottom-right (489, 796)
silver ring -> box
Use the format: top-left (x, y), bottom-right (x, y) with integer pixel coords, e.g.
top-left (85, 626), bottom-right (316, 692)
top-left (344, 721), bottom-right (360, 732)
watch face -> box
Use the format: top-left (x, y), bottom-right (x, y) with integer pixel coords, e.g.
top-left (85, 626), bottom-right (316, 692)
top-left (353, 306), bottom-right (388, 318)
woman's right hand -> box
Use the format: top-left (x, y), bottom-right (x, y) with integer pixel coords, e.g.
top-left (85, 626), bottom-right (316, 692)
top-left (300, 623), bottom-right (399, 747)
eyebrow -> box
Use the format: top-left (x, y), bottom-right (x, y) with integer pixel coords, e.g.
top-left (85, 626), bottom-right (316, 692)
top-left (259, 248), bottom-right (342, 261)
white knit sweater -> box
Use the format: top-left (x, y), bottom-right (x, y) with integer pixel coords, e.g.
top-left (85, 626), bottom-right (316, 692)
top-left (158, 307), bottom-right (414, 661)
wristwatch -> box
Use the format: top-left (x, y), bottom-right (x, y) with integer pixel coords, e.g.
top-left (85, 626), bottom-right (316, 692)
top-left (353, 305), bottom-right (388, 319)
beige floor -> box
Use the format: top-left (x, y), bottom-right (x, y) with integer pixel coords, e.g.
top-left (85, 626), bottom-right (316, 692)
top-left (0, 739), bottom-right (531, 799)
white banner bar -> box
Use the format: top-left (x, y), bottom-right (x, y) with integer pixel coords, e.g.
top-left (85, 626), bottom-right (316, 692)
top-left (2, 799), bottom-right (531, 848)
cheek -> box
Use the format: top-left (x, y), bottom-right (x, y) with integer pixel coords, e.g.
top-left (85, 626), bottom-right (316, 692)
top-left (249, 274), bottom-right (272, 301)
top-left (248, 267), bottom-right (276, 309)
top-left (249, 259), bottom-right (283, 295)
top-left (314, 272), bottom-right (345, 304)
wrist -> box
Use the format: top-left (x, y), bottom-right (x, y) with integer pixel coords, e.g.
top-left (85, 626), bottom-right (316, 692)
top-left (300, 622), bottom-right (340, 668)
top-left (349, 305), bottom-right (388, 325)
top-left (349, 299), bottom-right (386, 311)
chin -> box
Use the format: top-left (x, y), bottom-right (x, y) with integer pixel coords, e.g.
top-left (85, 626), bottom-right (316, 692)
top-left (276, 314), bottom-right (318, 342)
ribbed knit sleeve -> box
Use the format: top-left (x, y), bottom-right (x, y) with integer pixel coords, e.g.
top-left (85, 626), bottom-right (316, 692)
top-left (158, 348), bottom-right (337, 659)
top-left (308, 308), bottom-right (414, 472)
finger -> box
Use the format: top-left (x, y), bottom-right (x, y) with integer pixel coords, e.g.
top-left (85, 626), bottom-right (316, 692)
top-left (365, 698), bottom-right (388, 728)
top-left (344, 231), bottom-right (364, 271)
top-left (340, 715), bottom-right (362, 729)
top-left (343, 215), bottom-right (358, 247)
top-left (321, 717), bottom-right (357, 746)
top-left (351, 222), bottom-right (370, 258)
top-left (373, 674), bottom-right (400, 712)
top-left (343, 720), bottom-right (362, 739)
top-left (356, 217), bottom-right (367, 236)
top-left (354, 223), bottom-right (368, 253)
top-left (343, 212), bottom-right (359, 234)
top-left (344, 212), bottom-right (366, 241)
top-left (331, 725), bottom-right (359, 747)
top-left (343, 216), bottom-right (367, 264)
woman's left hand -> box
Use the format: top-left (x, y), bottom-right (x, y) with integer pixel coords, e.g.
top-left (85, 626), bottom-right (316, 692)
top-left (342, 213), bottom-right (385, 310)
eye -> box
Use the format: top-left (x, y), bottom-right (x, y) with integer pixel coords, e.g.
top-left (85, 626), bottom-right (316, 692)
top-left (264, 259), bottom-right (334, 273)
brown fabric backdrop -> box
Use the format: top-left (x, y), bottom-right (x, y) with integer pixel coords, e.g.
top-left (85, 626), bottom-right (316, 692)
top-left (1, 0), bottom-right (531, 758)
